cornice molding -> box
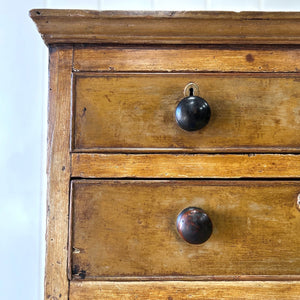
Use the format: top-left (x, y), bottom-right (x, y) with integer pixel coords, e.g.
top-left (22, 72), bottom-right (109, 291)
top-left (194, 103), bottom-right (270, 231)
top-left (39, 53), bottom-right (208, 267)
top-left (30, 9), bottom-right (300, 45)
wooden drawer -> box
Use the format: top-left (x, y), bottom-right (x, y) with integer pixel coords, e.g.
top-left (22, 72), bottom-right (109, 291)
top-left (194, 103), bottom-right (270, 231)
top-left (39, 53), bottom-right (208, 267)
top-left (70, 180), bottom-right (300, 280)
top-left (73, 73), bottom-right (300, 152)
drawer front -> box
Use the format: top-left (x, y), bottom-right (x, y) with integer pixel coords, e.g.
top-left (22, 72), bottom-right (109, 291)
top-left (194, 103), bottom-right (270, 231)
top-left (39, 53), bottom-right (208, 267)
top-left (73, 74), bottom-right (300, 152)
top-left (70, 180), bottom-right (300, 280)
top-left (73, 47), bottom-right (300, 73)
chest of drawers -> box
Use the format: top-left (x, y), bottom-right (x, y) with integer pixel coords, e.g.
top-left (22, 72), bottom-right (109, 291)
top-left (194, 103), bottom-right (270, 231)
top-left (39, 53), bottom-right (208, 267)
top-left (31, 9), bottom-right (300, 299)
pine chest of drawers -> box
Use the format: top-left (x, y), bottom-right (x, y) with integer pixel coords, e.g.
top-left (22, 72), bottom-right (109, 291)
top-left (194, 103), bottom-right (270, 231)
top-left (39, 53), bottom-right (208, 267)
top-left (31, 10), bottom-right (300, 299)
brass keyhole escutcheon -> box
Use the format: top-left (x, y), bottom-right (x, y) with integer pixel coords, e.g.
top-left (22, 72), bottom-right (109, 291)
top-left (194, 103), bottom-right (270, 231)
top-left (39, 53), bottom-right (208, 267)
top-left (183, 82), bottom-right (200, 97)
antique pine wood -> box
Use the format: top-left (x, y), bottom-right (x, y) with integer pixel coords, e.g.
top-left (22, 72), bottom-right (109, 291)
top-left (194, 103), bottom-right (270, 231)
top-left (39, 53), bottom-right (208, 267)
top-left (73, 47), bottom-right (300, 73)
top-left (45, 46), bottom-right (73, 300)
top-left (30, 9), bottom-right (300, 300)
top-left (73, 73), bottom-right (300, 152)
top-left (71, 180), bottom-right (300, 279)
top-left (69, 281), bottom-right (300, 300)
top-left (30, 10), bottom-right (300, 45)
top-left (71, 154), bottom-right (300, 178)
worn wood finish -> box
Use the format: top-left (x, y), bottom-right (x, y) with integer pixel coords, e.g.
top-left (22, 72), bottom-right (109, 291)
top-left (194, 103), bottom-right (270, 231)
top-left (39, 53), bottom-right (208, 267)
top-left (73, 73), bottom-right (300, 152)
top-left (30, 10), bottom-right (300, 45)
top-left (31, 10), bottom-right (300, 299)
top-left (45, 46), bottom-right (73, 300)
top-left (74, 47), bottom-right (300, 73)
top-left (71, 180), bottom-right (300, 279)
top-left (71, 154), bottom-right (300, 178)
top-left (70, 281), bottom-right (300, 300)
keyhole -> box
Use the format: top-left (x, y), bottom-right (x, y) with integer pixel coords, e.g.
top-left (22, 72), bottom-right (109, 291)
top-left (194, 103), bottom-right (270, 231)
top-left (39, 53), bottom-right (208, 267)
top-left (184, 83), bottom-right (199, 97)
top-left (189, 88), bottom-right (194, 96)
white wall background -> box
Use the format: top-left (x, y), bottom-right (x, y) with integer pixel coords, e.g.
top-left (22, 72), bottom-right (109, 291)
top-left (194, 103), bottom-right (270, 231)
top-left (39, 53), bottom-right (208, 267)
top-left (1, 1), bottom-right (299, 299)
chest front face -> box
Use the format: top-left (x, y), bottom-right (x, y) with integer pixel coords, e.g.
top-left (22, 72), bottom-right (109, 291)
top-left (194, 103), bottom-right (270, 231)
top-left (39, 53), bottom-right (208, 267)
top-left (31, 9), bottom-right (300, 300)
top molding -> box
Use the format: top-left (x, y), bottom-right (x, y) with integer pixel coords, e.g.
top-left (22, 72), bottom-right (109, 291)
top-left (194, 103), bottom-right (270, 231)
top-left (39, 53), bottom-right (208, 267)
top-left (30, 9), bottom-right (300, 45)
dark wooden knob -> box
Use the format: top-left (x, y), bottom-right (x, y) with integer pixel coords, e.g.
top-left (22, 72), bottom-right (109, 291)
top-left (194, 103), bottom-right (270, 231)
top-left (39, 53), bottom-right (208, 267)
top-left (176, 207), bottom-right (213, 244)
top-left (175, 90), bottom-right (211, 131)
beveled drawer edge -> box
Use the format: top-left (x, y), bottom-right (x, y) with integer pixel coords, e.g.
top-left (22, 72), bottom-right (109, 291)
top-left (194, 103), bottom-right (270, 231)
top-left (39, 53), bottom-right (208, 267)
top-left (71, 153), bottom-right (300, 179)
top-left (71, 148), bottom-right (300, 154)
top-left (73, 72), bottom-right (300, 77)
top-left (73, 48), bottom-right (300, 73)
top-left (69, 281), bottom-right (300, 299)
top-left (70, 275), bottom-right (300, 281)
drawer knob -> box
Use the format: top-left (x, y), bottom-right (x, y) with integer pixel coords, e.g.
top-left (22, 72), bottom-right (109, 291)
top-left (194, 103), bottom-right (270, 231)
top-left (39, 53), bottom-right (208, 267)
top-left (176, 207), bottom-right (213, 244)
top-left (175, 85), bottom-right (211, 131)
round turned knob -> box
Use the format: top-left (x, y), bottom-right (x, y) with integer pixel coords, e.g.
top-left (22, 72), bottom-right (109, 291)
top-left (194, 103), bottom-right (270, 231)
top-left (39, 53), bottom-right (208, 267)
top-left (175, 88), bottom-right (211, 131)
top-left (176, 207), bottom-right (213, 244)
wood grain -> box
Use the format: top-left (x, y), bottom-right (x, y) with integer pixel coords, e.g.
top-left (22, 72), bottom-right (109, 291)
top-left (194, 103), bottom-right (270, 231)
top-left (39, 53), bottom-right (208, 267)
top-left (73, 73), bottom-right (300, 152)
top-left (30, 10), bottom-right (300, 45)
top-left (74, 47), bottom-right (300, 73)
top-left (70, 180), bottom-right (300, 279)
top-left (71, 154), bottom-right (300, 178)
top-left (69, 281), bottom-right (300, 300)
top-left (45, 46), bottom-right (73, 300)
top-left (31, 10), bottom-right (300, 299)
